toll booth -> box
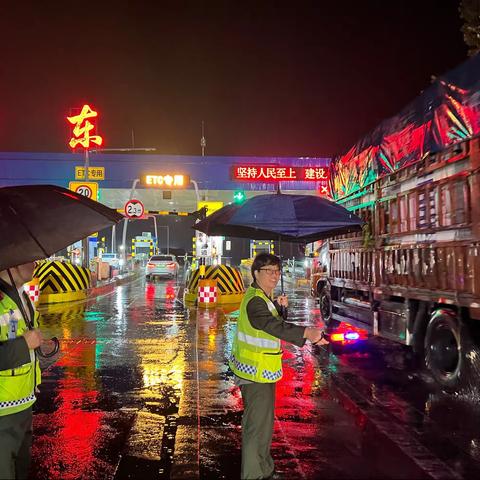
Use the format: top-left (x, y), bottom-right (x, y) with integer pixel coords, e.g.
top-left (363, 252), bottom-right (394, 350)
top-left (191, 201), bottom-right (225, 267)
top-left (250, 240), bottom-right (274, 258)
top-left (131, 234), bottom-right (155, 261)
top-left (194, 230), bottom-right (224, 266)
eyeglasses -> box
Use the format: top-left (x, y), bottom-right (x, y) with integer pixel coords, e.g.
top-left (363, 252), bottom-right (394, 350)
top-left (259, 268), bottom-right (281, 276)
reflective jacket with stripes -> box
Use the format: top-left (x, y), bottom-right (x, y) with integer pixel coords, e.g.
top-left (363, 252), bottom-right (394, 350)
top-left (0, 289), bottom-right (41, 416)
top-left (229, 286), bottom-right (283, 383)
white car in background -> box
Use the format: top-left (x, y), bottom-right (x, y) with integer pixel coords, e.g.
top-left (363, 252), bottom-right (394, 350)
top-left (146, 255), bottom-right (179, 279)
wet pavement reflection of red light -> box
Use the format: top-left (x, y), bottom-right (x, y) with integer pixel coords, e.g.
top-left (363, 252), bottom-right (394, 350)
top-left (32, 340), bottom-right (108, 480)
top-left (145, 281), bottom-right (156, 303)
top-left (29, 276), bottom-right (480, 480)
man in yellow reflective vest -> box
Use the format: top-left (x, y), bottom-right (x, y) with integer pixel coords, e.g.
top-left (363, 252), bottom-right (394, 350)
top-left (0, 263), bottom-right (43, 479)
top-left (230, 253), bottom-right (328, 480)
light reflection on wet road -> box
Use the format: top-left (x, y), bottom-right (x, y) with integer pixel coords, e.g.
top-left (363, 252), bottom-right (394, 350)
top-left (29, 275), bottom-right (480, 479)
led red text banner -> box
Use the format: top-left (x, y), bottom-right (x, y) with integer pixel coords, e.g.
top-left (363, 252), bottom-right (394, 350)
top-left (232, 165), bottom-right (330, 182)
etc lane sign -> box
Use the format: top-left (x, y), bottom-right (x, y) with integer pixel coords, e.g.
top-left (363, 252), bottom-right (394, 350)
top-left (75, 166), bottom-right (105, 180)
top-left (143, 174), bottom-right (189, 187)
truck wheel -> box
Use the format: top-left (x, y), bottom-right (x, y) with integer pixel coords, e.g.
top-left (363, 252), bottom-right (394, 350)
top-left (319, 288), bottom-right (332, 325)
top-left (409, 303), bottom-right (429, 369)
top-left (424, 310), bottom-right (474, 390)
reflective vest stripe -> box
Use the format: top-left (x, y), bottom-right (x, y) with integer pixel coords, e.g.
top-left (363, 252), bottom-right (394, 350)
top-left (229, 286), bottom-right (283, 383)
top-left (261, 369), bottom-right (282, 382)
top-left (0, 291), bottom-right (40, 416)
top-left (0, 313), bottom-right (9, 326)
top-left (230, 355), bottom-right (257, 377)
top-left (237, 331), bottom-right (279, 350)
top-left (265, 301), bottom-right (278, 316)
top-left (0, 392), bottom-right (35, 410)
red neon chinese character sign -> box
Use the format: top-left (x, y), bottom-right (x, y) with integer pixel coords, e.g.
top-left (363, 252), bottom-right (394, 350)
top-left (67, 104), bottom-right (103, 149)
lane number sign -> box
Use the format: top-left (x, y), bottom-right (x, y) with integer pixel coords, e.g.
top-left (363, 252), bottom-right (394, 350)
top-left (125, 199), bottom-right (145, 218)
top-left (68, 181), bottom-right (98, 200)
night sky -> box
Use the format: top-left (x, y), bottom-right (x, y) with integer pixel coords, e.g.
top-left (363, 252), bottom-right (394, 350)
top-left (0, 1), bottom-right (467, 158)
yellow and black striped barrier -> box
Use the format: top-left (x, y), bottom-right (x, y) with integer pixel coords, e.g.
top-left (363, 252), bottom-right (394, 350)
top-left (33, 260), bottom-right (91, 304)
top-left (184, 264), bottom-right (245, 305)
top-left (117, 209), bottom-right (193, 216)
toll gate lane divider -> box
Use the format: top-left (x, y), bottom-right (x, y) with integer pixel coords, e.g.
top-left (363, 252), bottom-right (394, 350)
top-left (184, 265), bottom-right (245, 304)
top-left (34, 260), bottom-right (141, 307)
top-left (34, 260), bottom-right (92, 304)
top-left (86, 271), bottom-right (142, 299)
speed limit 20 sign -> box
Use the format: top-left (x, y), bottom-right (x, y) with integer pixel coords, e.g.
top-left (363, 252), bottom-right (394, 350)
top-left (125, 199), bottom-right (145, 218)
top-left (68, 181), bottom-right (98, 200)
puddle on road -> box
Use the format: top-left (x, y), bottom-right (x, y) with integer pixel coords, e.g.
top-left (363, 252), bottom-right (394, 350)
top-left (318, 333), bottom-right (480, 478)
top-left (30, 278), bottom-right (480, 479)
top-left (31, 279), bottom-right (189, 480)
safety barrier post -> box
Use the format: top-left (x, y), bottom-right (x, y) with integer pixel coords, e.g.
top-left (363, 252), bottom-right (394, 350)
top-left (198, 278), bottom-right (218, 308)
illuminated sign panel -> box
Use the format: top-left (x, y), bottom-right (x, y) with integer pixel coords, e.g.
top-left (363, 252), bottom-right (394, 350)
top-left (144, 174), bottom-right (189, 187)
top-left (232, 165), bottom-right (330, 182)
top-left (197, 201), bottom-right (224, 216)
top-left (302, 167), bottom-right (329, 181)
top-left (67, 104), bottom-right (103, 149)
top-left (68, 181), bottom-right (98, 200)
top-left (233, 165), bottom-right (296, 181)
top-left (75, 166), bottom-right (105, 180)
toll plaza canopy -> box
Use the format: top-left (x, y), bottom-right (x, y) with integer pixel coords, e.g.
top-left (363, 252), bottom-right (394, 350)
top-left (330, 53), bottom-right (480, 200)
top-left (0, 153), bottom-right (330, 214)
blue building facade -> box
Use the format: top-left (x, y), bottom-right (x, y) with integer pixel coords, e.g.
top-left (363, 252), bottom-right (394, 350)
top-left (0, 151), bottom-right (331, 260)
top-left (0, 151), bottom-right (330, 192)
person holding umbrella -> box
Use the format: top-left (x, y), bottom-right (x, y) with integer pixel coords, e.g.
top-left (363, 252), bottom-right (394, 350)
top-left (0, 184), bottom-right (123, 479)
top-left (0, 262), bottom-right (43, 479)
top-left (229, 253), bottom-right (328, 480)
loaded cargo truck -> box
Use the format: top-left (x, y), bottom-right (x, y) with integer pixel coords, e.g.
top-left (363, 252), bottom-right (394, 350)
top-left (313, 55), bottom-right (480, 390)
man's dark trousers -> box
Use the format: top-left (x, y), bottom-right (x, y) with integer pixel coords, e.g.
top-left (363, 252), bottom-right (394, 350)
top-left (240, 382), bottom-right (276, 479)
top-left (0, 407), bottom-right (33, 479)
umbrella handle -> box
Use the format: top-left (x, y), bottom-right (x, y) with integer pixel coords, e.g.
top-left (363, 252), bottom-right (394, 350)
top-left (36, 336), bottom-right (60, 358)
top-left (280, 257), bottom-right (288, 320)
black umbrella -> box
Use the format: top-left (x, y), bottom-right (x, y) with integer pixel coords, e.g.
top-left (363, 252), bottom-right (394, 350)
top-left (193, 192), bottom-right (363, 318)
top-left (194, 192), bottom-right (363, 242)
top-left (0, 184), bottom-right (123, 271)
top-left (0, 184), bottom-right (123, 357)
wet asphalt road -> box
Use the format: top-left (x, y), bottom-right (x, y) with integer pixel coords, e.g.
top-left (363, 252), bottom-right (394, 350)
top-left (29, 274), bottom-right (480, 479)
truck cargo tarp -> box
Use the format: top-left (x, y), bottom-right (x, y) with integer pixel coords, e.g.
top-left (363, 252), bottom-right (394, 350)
top-left (331, 54), bottom-right (480, 199)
